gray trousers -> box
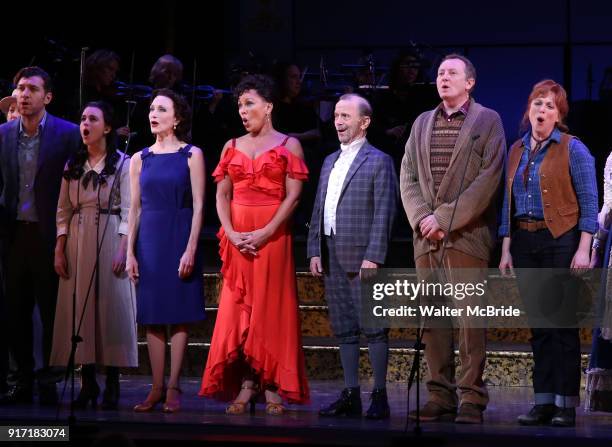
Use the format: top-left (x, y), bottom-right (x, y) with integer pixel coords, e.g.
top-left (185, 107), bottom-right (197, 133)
top-left (323, 235), bottom-right (388, 344)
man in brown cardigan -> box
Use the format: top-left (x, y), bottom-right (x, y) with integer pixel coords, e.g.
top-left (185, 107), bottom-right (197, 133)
top-left (400, 54), bottom-right (505, 424)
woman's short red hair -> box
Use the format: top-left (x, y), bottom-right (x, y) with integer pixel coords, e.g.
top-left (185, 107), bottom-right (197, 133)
top-left (521, 79), bottom-right (569, 133)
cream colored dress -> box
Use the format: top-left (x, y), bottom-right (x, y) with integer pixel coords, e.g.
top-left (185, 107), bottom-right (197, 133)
top-left (50, 153), bottom-right (137, 367)
top-left (596, 151), bottom-right (612, 340)
top-left (585, 151), bottom-right (612, 411)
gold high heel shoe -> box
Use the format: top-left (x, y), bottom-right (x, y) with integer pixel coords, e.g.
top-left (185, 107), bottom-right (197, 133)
top-left (162, 386), bottom-right (182, 413)
top-left (226, 383), bottom-right (259, 415)
top-left (133, 386), bottom-right (166, 412)
top-left (264, 389), bottom-right (285, 416)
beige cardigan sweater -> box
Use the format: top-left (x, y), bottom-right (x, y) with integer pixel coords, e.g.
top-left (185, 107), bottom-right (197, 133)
top-left (400, 99), bottom-right (506, 262)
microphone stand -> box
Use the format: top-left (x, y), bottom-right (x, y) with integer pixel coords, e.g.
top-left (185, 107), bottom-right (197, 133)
top-left (124, 50), bottom-right (137, 149)
top-left (439, 134), bottom-right (481, 265)
top-left (57, 138), bottom-right (131, 428)
top-left (78, 47), bottom-right (89, 111)
top-left (55, 180), bottom-right (81, 426)
top-left (405, 299), bottom-right (425, 435)
top-left (404, 134), bottom-right (480, 435)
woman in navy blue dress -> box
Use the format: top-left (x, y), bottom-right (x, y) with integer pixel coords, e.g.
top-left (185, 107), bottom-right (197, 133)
top-left (126, 89), bottom-right (206, 413)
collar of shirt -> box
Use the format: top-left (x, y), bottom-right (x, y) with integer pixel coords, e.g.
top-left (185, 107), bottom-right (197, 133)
top-left (84, 155), bottom-right (108, 174)
top-left (18, 111), bottom-right (47, 138)
top-left (439, 99), bottom-right (471, 120)
top-left (521, 127), bottom-right (562, 151)
top-left (339, 137), bottom-right (365, 156)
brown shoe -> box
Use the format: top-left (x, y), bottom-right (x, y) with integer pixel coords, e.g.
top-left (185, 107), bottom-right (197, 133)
top-left (408, 401), bottom-right (457, 422)
top-left (455, 403), bottom-right (484, 424)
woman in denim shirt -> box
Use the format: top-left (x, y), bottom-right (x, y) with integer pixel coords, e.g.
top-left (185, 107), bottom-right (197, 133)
top-left (498, 80), bottom-right (598, 427)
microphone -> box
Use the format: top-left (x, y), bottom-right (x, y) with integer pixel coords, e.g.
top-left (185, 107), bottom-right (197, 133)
top-left (447, 133), bottom-right (480, 230)
top-left (438, 133), bottom-right (481, 263)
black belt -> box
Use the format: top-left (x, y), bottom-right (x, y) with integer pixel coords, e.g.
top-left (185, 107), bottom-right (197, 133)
top-left (100, 209), bottom-right (120, 215)
top-left (72, 208), bottom-right (120, 215)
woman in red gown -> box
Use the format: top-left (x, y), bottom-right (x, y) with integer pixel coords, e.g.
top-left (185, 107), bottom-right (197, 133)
top-left (199, 74), bottom-right (310, 414)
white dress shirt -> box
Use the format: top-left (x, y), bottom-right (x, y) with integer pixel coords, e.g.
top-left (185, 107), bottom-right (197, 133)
top-left (323, 137), bottom-right (365, 236)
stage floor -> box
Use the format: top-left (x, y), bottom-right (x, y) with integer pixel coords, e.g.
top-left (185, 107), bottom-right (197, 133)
top-left (2, 377), bottom-right (612, 446)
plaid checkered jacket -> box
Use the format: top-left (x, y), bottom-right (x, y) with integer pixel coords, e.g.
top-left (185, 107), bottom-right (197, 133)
top-left (307, 141), bottom-right (398, 272)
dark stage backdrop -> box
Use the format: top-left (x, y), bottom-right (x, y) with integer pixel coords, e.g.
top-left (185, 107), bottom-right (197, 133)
top-left (229, 0), bottom-right (612, 146)
top-left (1, 2), bottom-right (226, 118)
top-left (226, 0), bottom-right (612, 201)
top-left (2, 0), bottom-right (611, 194)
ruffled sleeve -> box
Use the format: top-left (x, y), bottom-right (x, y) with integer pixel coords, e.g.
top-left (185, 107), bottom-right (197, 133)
top-left (212, 147), bottom-right (234, 183)
top-left (284, 148), bottom-right (309, 181)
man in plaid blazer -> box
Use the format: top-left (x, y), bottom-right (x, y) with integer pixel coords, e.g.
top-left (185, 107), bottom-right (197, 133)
top-left (307, 93), bottom-right (398, 419)
top-left (400, 54), bottom-right (505, 424)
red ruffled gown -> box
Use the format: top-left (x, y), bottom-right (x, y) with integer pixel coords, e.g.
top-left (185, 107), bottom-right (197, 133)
top-left (199, 138), bottom-right (310, 404)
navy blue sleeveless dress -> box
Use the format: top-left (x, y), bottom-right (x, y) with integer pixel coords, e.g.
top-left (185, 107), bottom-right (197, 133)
top-left (135, 145), bottom-right (205, 324)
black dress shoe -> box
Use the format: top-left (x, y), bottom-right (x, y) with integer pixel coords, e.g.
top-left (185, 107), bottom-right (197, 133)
top-left (38, 383), bottom-right (58, 406)
top-left (101, 368), bottom-right (119, 411)
top-left (517, 404), bottom-right (556, 426)
top-left (365, 388), bottom-right (390, 420)
top-left (0, 384), bottom-right (33, 405)
top-left (319, 387), bottom-right (362, 417)
top-left (72, 383), bottom-right (99, 409)
top-left (72, 365), bottom-right (99, 409)
top-left (551, 407), bottom-right (576, 427)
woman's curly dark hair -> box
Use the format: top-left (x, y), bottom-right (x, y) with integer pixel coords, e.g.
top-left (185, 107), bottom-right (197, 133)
top-left (150, 88), bottom-right (192, 142)
top-left (64, 101), bottom-right (120, 181)
top-left (233, 74), bottom-right (276, 103)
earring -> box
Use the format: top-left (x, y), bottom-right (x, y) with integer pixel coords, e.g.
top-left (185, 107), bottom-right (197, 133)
top-left (173, 123), bottom-right (177, 130)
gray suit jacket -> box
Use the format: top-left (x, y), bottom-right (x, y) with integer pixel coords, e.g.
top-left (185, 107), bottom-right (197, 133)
top-left (0, 114), bottom-right (80, 251)
top-left (307, 140), bottom-right (398, 273)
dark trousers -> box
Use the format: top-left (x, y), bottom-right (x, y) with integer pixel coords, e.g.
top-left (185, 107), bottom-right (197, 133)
top-left (0, 240), bottom-right (6, 393)
top-left (511, 227), bottom-right (581, 407)
top-left (4, 223), bottom-right (58, 385)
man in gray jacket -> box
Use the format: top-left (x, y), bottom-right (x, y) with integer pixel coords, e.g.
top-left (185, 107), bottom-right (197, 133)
top-left (400, 54), bottom-right (505, 424)
top-left (308, 93), bottom-right (398, 419)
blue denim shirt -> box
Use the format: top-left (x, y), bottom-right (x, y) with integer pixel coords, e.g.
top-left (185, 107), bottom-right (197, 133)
top-left (499, 128), bottom-right (598, 237)
top-left (16, 112), bottom-right (47, 222)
